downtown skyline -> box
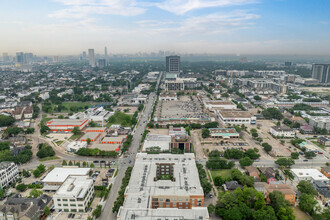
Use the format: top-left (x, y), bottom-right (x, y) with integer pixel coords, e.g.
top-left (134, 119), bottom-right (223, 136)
top-left (0, 0), bottom-right (330, 56)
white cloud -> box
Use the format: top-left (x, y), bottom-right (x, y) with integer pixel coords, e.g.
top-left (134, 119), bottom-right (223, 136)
top-left (155, 0), bottom-right (257, 15)
top-left (49, 0), bottom-right (146, 18)
top-left (136, 10), bottom-right (259, 35)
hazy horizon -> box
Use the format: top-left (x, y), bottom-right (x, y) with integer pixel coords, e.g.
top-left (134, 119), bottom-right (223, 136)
top-left (1, 0), bottom-right (330, 56)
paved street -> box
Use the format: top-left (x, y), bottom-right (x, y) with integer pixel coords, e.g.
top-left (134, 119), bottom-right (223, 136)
top-left (99, 72), bottom-right (162, 220)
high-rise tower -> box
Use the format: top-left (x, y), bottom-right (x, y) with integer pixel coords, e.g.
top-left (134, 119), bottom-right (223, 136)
top-left (88, 49), bottom-right (95, 67)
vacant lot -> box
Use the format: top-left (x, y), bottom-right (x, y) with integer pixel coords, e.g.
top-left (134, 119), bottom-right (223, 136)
top-left (211, 169), bottom-right (232, 180)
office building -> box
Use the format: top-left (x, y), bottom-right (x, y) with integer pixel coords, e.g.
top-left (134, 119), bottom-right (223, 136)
top-left (312, 64), bottom-right (330, 83)
top-left (166, 55), bottom-right (180, 73)
top-left (16, 52), bottom-right (24, 64)
top-left (88, 49), bottom-right (95, 67)
top-left (42, 167), bottom-right (91, 191)
top-left (2, 53), bottom-right (9, 62)
top-left (104, 46), bottom-right (108, 58)
top-left (165, 79), bottom-right (184, 91)
top-left (82, 51), bottom-right (87, 59)
top-left (0, 162), bottom-right (19, 189)
top-left (269, 126), bottom-right (295, 138)
top-left (291, 169), bottom-right (329, 181)
top-left (98, 59), bottom-right (106, 68)
top-left (53, 175), bottom-right (94, 213)
top-left (216, 109), bottom-right (256, 125)
top-left (117, 153), bottom-right (209, 220)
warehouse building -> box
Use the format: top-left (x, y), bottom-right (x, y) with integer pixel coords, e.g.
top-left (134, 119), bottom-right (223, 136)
top-left (46, 119), bottom-right (89, 132)
top-left (117, 153), bottom-right (209, 220)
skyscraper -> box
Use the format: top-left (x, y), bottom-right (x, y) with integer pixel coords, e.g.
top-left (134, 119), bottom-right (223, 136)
top-left (88, 49), bottom-right (95, 67)
top-left (2, 53), bottom-right (9, 62)
top-left (166, 55), bottom-right (180, 73)
top-left (82, 51), bottom-right (87, 59)
top-left (98, 59), bottom-right (106, 68)
top-left (16, 52), bottom-right (24, 64)
top-left (104, 47), bottom-right (108, 58)
top-left (312, 64), bottom-right (330, 83)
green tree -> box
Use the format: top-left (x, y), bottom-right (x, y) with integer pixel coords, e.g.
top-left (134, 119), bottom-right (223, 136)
top-left (254, 95), bottom-right (262, 101)
top-left (299, 193), bottom-right (317, 214)
top-left (72, 127), bottom-right (81, 135)
top-left (83, 161), bottom-right (87, 167)
top-left (90, 163), bottom-right (95, 168)
top-left (29, 189), bottom-right (43, 198)
top-left (253, 206), bottom-right (277, 220)
top-left (290, 152), bottom-right (299, 159)
top-left (208, 204), bottom-right (215, 214)
top-left (297, 180), bottom-right (318, 195)
top-left (62, 160), bottom-right (67, 166)
top-left (214, 176), bottom-right (224, 186)
top-left (16, 183), bottom-right (28, 192)
top-left (239, 157), bottom-right (253, 167)
top-left (0, 115), bottom-right (15, 127)
top-left (252, 132), bottom-right (258, 138)
top-left (262, 143), bottom-right (272, 153)
top-left (275, 158), bottom-right (295, 168)
top-left (304, 151), bottom-right (316, 159)
top-left (44, 206), bottom-right (51, 216)
top-left (202, 128), bottom-right (210, 138)
top-left (87, 138), bottom-right (91, 145)
top-left (262, 108), bottom-right (283, 120)
top-left (93, 205), bottom-right (102, 218)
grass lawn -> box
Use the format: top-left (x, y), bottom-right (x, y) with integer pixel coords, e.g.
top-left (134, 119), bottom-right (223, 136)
top-left (211, 169), bottom-right (232, 180)
top-left (292, 207), bottom-right (311, 220)
top-left (62, 102), bottom-right (96, 111)
top-left (41, 114), bottom-right (53, 124)
top-left (311, 140), bottom-right (325, 149)
top-left (106, 111), bottom-right (133, 127)
top-left (70, 133), bottom-right (82, 140)
top-left (95, 190), bottom-right (103, 197)
top-left (39, 156), bottom-right (60, 162)
top-left (56, 141), bottom-right (64, 146)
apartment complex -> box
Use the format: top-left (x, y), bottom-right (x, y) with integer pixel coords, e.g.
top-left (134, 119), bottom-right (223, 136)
top-left (53, 175), bottom-right (94, 213)
top-left (117, 153), bottom-right (209, 220)
top-left (0, 162), bottom-right (19, 189)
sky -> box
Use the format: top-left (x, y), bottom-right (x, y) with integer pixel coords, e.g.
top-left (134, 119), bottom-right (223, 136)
top-left (0, 0), bottom-right (330, 56)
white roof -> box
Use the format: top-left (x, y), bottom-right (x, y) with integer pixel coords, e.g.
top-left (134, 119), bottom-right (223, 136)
top-left (66, 141), bottom-right (87, 151)
top-left (142, 134), bottom-right (171, 151)
top-left (54, 175), bottom-right (93, 198)
top-left (118, 153), bottom-right (208, 219)
top-left (42, 168), bottom-right (91, 184)
top-left (291, 169), bottom-right (328, 181)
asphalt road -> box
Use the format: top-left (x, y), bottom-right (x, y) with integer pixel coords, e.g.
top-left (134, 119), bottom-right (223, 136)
top-left (99, 72), bottom-right (162, 220)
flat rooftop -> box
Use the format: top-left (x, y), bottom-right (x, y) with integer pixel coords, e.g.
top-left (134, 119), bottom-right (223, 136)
top-left (80, 132), bottom-right (100, 140)
top-left (291, 169), bottom-right (328, 181)
top-left (217, 109), bottom-right (251, 118)
top-left (54, 175), bottom-right (93, 199)
top-left (47, 119), bottom-right (88, 126)
top-left (42, 167), bottom-right (91, 184)
top-left (118, 153), bottom-right (208, 220)
top-left (205, 101), bottom-right (235, 105)
top-left (102, 136), bottom-right (126, 142)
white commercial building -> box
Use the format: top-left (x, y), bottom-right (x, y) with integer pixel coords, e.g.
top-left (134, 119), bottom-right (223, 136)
top-left (142, 134), bottom-right (171, 152)
top-left (216, 109), bottom-right (256, 125)
top-left (66, 141), bottom-right (87, 153)
top-left (270, 126), bottom-right (295, 138)
top-left (53, 175), bottom-right (94, 213)
top-left (0, 162), bottom-right (19, 189)
top-left (42, 167), bottom-right (91, 191)
top-left (291, 169), bottom-right (329, 181)
top-left (204, 100), bottom-right (237, 111)
top-left (117, 153), bottom-right (209, 220)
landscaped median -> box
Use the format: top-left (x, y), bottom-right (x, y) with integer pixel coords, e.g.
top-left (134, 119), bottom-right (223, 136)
top-left (112, 167), bottom-right (133, 213)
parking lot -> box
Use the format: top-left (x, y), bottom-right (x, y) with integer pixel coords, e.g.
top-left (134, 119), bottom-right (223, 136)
top-left (156, 95), bottom-right (208, 119)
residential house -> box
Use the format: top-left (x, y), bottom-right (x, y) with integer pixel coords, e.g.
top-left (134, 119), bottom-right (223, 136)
top-left (259, 167), bottom-right (277, 184)
top-left (245, 166), bottom-right (260, 180)
top-left (318, 137), bottom-right (330, 146)
top-left (321, 167), bottom-right (330, 178)
top-left (223, 181), bottom-right (242, 191)
top-left (312, 181), bottom-right (330, 206)
top-left (0, 194), bottom-right (52, 220)
top-left (264, 184), bottom-right (296, 205)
